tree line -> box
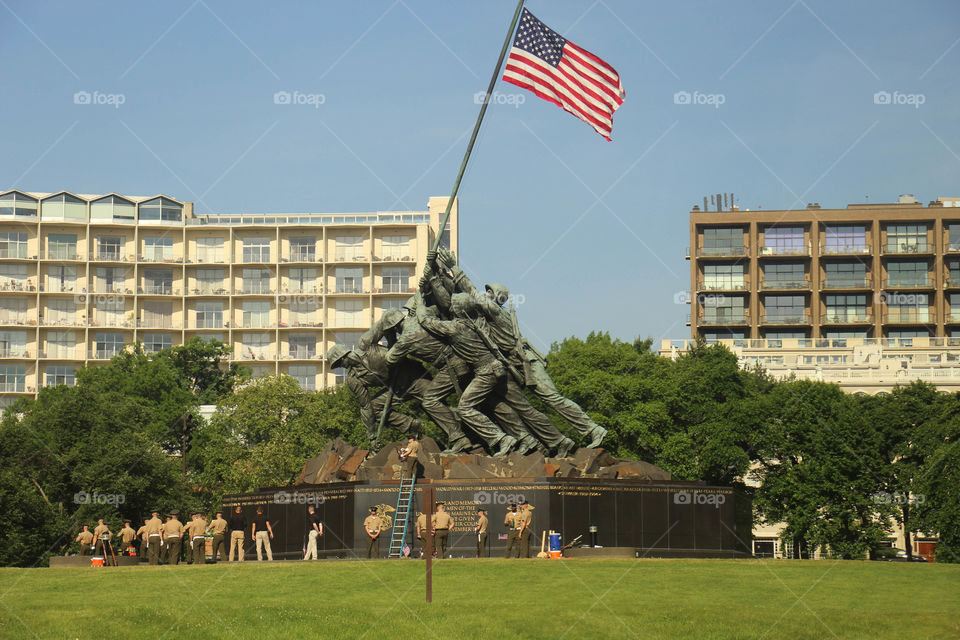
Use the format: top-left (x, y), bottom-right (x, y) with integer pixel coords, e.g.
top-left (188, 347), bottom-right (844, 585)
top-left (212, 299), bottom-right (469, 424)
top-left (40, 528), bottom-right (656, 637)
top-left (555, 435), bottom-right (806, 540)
top-left (0, 334), bottom-right (957, 566)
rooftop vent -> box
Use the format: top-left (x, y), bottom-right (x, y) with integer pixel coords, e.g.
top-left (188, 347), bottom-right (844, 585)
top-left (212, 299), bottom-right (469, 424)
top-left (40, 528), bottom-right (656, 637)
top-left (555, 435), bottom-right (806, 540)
top-left (898, 194), bottom-right (920, 204)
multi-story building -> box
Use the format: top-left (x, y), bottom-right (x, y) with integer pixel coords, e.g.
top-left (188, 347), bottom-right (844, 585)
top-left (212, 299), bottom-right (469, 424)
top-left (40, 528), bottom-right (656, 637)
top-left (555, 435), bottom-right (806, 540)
top-left (687, 195), bottom-right (960, 342)
top-left (0, 189), bottom-right (457, 409)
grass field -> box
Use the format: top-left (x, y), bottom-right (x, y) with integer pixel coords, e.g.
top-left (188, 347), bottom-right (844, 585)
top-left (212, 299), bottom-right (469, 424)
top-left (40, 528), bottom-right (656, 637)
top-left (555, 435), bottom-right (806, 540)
top-left (0, 558), bottom-right (958, 639)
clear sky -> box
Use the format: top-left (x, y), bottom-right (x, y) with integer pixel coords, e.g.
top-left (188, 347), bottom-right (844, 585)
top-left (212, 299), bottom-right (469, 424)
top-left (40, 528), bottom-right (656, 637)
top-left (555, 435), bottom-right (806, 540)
top-left (2, 0), bottom-right (958, 351)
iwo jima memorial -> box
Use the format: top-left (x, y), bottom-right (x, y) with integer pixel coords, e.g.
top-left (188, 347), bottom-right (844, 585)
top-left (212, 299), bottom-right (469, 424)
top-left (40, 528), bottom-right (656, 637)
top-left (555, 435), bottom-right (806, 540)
top-left (224, 4), bottom-right (751, 559)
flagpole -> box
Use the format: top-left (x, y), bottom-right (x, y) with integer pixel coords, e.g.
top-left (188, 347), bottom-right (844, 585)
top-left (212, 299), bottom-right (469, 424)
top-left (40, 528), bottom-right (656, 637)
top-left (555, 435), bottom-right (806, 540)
top-left (430, 0), bottom-right (526, 254)
top-left (375, 0), bottom-right (526, 443)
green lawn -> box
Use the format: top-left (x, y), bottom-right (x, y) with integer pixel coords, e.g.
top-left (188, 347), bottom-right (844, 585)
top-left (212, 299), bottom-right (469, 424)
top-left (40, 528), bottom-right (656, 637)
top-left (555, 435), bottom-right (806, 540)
top-left (1, 558), bottom-right (957, 639)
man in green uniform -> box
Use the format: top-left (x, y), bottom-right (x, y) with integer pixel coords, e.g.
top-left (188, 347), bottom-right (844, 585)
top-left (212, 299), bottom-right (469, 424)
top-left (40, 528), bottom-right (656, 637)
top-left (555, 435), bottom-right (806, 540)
top-left (363, 506), bottom-right (382, 559)
top-left (504, 503), bottom-right (521, 558)
top-left (188, 510), bottom-right (208, 565)
top-left (162, 510), bottom-right (184, 565)
top-left (145, 509), bottom-right (163, 565)
top-left (476, 509), bottom-right (488, 558)
top-left (75, 524), bottom-right (94, 556)
top-left (92, 518), bottom-right (112, 558)
top-left (118, 520), bottom-right (137, 556)
top-left (431, 502), bottom-right (454, 559)
top-left (209, 510), bottom-right (228, 563)
top-left (518, 500), bottom-right (533, 558)
top-left (400, 435), bottom-right (419, 479)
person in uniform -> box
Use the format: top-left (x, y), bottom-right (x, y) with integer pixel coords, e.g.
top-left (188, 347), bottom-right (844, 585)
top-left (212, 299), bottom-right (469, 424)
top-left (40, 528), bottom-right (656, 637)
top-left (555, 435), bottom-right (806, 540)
top-left (415, 511), bottom-right (427, 557)
top-left (304, 504), bottom-right (323, 560)
top-left (475, 509), bottom-right (488, 558)
top-left (136, 518), bottom-right (149, 561)
top-left (145, 509), bottom-right (163, 565)
top-left (209, 510), bottom-right (228, 563)
top-left (251, 506), bottom-right (274, 561)
top-left (162, 510), bottom-right (184, 565)
top-left (119, 520), bottom-right (137, 556)
top-left (363, 506), bottom-right (382, 559)
top-left (228, 506), bottom-right (246, 562)
top-left (504, 503), bottom-right (520, 558)
top-left (189, 510), bottom-right (208, 565)
top-left (431, 502), bottom-right (454, 559)
top-left (75, 524), bottom-right (94, 556)
top-left (400, 435), bottom-right (419, 479)
top-left (518, 500), bottom-right (533, 558)
top-left (92, 518), bottom-right (112, 558)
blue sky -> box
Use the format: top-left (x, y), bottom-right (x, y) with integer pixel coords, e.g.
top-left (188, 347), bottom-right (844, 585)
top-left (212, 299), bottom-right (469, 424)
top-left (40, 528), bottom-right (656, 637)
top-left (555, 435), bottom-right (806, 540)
top-left (2, 0), bottom-right (958, 351)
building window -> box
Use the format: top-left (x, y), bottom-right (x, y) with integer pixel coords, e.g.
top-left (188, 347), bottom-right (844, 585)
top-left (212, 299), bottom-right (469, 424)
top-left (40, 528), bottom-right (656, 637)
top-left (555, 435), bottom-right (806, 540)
top-left (143, 236), bottom-right (173, 261)
top-left (762, 263), bottom-right (804, 288)
top-left (334, 331), bottom-right (363, 351)
top-left (823, 225), bottom-right (867, 253)
top-left (886, 293), bottom-right (929, 323)
top-left (288, 365), bottom-right (316, 390)
top-left (46, 265), bottom-right (77, 293)
top-left (289, 334), bottom-right (316, 359)
top-left (335, 267), bottom-right (363, 294)
top-left (825, 294), bottom-right (868, 322)
top-left (762, 226), bottom-right (805, 254)
top-left (886, 224), bottom-right (927, 253)
top-left (142, 269), bottom-right (173, 295)
top-left (0, 192), bottom-right (38, 217)
top-left (241, 332), bottom-right (270, 360)
top-left (824, 330), bottom-right (869, 340)
top-left (702, 264), bottom-right (745, 290)
top-left (41, 193), bottom-right (86, 220)
top-left (381, 298), bottom-right (403, 312)
top-left (242, 301), bottom-right (270, 328)
top-left (0, 264), bottom-right (29, 290)
top-left (763, 295), bottom-right (806, 323)
top-left (45, 365), bottom-right (75, 387)
top-left (0, 331), bottom-right (27, 358)
top-left (138, 197), bottom-right (181, 222)
top-left (0, 232), bottom-right (28, 259)
top-left (90, 195), bottom-right (134, 221)
top-left (142, 333), bottom-right (172, 353)
top-left (887, 329), bottom-right (929, 339)
top-left (94, 299), bottom-right (125, 326)
top-left (701, 228), bottom-right (744, 255)
top-left (0, 365), bottom-right (26, 391)
top-left (0, 298), bottom-right (29, 324)
top-left (288, 299), bottom-right (318, 326)
top-left (141, 301), bottom-right (173, 328)
top-left (289, 237), bottom-right (316, 262)
top-left (45, 299), bottom-right (74, 325)
top-left (195, 269), bottom-right (225, 294)
top-left (47, 233), bottom-right (77, 260)
top-left (824, 261), bottom-right (867, 288)
top-left (242, 237), bottom-right (271, 263)
top-left (95, 332), bottom-right (125, 358)
top-left (196, 302), bottom-right (223, 328)
top-left (45, 331), bottom-right (76, 358)
top-left (96, 235), bottom-right (124, 261)
top-left (242, 268), bottom-right (272, 294)
top-left (196, 237), bottom-right (225, 263)
top-left (702, 295), bottom-right (744, 323)
top-left (381, 235), bottom-right (410, 260)
top-left (94, 267), bottom-right (126, 293)
top-left (334, 236), bottom-right (363, 261)
top-left (763, 331), bottom-right (807, 340)
top-left (334, 299), bottom-right (364, 327)
top-left (699, 329), bottom-right (747, 342)
top-left (381, 267), bottom-right (410, 293)
top-left (886, 260), bottom-right (928, 287)
top-left (288, 268), bottom-right (318, 293)
top-left (948, 224), bottom-right (960, 251)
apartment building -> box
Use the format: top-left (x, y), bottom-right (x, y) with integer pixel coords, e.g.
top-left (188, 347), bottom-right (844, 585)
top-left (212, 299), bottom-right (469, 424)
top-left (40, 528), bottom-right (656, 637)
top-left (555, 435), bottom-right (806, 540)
top-left (0, 189), bottom-right (457, 408)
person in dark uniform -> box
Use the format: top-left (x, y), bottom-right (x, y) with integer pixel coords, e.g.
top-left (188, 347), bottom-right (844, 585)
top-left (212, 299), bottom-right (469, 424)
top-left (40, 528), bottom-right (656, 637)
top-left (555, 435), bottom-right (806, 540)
top-left (431, 502), bottom-right (454, 559)
top-left (228, 506), bottom-right (246, 562)
top-left (364, 506), bottom-right (382, 559)
top-left (504, 503), bottom-right (520, 558)
top-left (475, 508), bottom-right (488, 558)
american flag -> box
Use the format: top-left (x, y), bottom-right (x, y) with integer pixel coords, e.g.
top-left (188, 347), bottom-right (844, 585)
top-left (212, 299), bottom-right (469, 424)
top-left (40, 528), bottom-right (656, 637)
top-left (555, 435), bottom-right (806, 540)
top-left (502, 8), bottom-right (625, 140)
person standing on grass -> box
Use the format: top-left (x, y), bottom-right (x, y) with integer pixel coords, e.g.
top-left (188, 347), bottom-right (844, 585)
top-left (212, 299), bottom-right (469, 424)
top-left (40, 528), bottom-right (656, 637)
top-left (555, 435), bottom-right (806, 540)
top-left (504, 503), bottom-right (520, 558)
top-left (188, 510), bottom-right (208, 565)
top-left (209, 510), bottom-right (228, 563)
top-left (75, 524), bottom-right (94, 556)
top-left (476, 509), bottom-right (488, 558)
top-left (162, 511), bottom-right (184, 565)
top-left (136, 518), bottom-right (149, 561)
top-left (92, 518), bottom-right (112, 558)
top-left (145, 509), bottom-right (163, 565)
top-left (251, 506), bottom-right (274, 561)
top-left (518, 500), bottom-right (533, 558)
top-left (119, 520), bottom-right (137, 554)
top-left (228, 506), bottom-right (246, 562)
top-left (364, 506), bottom-right (382, 559)
top-left (431, 502), bottom-right (454, 559)
top-left (415, 511), bottom-right (427, 557)
top-left (304, 504), bottom-right (323, 560)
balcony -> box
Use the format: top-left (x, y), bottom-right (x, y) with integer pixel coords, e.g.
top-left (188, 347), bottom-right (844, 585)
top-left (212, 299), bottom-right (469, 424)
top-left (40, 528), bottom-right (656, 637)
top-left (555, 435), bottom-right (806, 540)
top-left (333, 255), bottom-right (368, 263)
top-left (0, 250), bottom-right (29, 260)
top-left (285, 320), bottom-right (324, 328)
top-left (39, 283), bottom-right (77, 293)
top-left (43, 250), bottom-right (80, 261)
top-left (758, 243), bottom-right (810, 257)
top-left (695, 246), bottom-right (747, 258)
top-left (944, 241), bottom-right (960, 254)
top-left (945, 275), bottom-right (960, 288)
top-left (882, 277), bottom-right (933, 289)
top-left (190, 287), bottom-right (229, 296)
top-left (195, 318), bottom-right (224, 329)
top-left (820, 311), bottom-right (873, 325)
top-left (373, 255), bottom-right (415, 263)
top-left (760, 278), bottom-right (809, 291)
top-left (240, 350), bottom-right (274, 361)
top-left (820, 243), bottom-right (869, 256)
top-left (138, 254), bottom-right (180, 263)
top-left (333, 286), bottom-right (365, 294)
top-left (286, 348), bottom-right (318, 360)
top-left (0, 349), bottom-right (30, 358)
top-left (0, 281), bottom-right (36, 292)
top-left (821, 276), bottom-right (872, 290)
top-left (139, 286), bottom-right (178, 296)
top-left (947, 311), bottom-right (960, 323)
top-left (882, 309), bottom-right (932, 323)
top-left (373, 285), bottom-right (417, 294)
top-left (40, 349), bottom-right (84, 360)
top-left (697, 311), bottom-right (750, 326)
top-left (38, 317), bottom-right (80, 327)
top-left (697, 278), bottom-right (749, 292)
top-left (884, 241), bottom-right (931, 255)
top-left (759, 312), bottom-right (811, 325)
top-left (90, 349), bottom-right (124, 360)
top-left (137, 319), bottom-right (176, 329)
top-left (286, 250), bottom-right (318, 263)
top-left (238, 286), bottom-right (275, 295)
top-left (91, 251), bottom-right (128, 262)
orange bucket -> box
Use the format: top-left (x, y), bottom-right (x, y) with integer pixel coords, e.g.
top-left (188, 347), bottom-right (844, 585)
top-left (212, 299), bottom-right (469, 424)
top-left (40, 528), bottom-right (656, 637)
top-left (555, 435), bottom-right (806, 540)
top-left (90, 556), bottom-right (104, 567)
top-left (549, 550), bottom-right (562, 559)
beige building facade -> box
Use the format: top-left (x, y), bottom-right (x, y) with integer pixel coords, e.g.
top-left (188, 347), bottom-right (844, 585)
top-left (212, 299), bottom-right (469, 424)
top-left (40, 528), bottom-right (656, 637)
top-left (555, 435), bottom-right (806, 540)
top-left (0, 189), bottom-right (457, 408)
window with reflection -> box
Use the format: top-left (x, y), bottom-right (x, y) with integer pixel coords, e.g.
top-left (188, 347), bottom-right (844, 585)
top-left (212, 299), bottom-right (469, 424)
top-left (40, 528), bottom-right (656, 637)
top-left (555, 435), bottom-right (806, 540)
top-left (138, 197), bottom-right (181, 222)
top-left (0, 192), bottom-right (38, 217)
top-left (41, 193), bottom-right (86, 220)
top-left (90, 195), bottom-right (134, 221)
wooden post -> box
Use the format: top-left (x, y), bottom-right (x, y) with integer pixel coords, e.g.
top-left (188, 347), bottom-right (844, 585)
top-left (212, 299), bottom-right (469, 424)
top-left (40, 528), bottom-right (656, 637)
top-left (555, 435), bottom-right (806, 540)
top-left (424, 484), bottom-right (435, 603)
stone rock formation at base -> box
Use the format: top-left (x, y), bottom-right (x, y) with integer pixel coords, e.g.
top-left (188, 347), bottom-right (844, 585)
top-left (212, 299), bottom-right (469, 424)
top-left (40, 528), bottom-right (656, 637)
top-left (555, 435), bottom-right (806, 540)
top-left (295, 437), bottom-right (671, 484)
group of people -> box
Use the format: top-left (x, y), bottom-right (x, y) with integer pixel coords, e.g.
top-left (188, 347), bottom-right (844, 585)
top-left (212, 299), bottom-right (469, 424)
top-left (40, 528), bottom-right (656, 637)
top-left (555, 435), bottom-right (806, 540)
top-left (327, 248), bottom-right (607, 457)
